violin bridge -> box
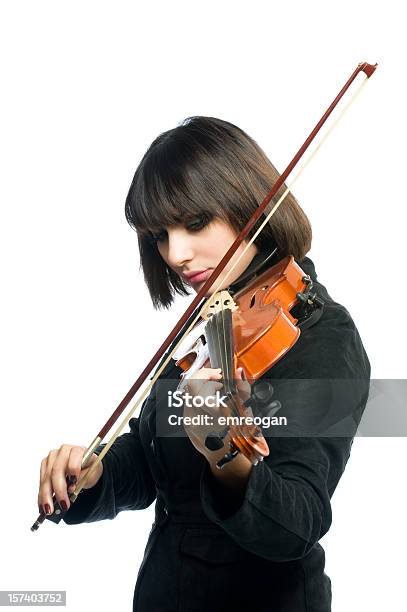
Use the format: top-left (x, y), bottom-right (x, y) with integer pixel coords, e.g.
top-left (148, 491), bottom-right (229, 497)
top-left (200, 290), bottom-right (237, 320)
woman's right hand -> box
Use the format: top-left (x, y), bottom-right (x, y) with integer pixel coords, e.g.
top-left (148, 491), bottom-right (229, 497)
top-left (38, 445), bottom-right (103, 515)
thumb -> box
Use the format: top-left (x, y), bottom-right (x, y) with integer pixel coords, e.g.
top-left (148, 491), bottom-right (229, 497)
top-left (236, 367), bottom-right (246, 380)
top-left (235, 367), bottom-right (251, 401)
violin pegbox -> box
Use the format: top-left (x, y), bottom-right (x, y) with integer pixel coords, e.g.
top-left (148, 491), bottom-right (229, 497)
top-left (200, 290), bottom-right (238, 320)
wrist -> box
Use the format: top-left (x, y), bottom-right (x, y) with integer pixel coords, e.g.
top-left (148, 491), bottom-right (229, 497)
top-left (208, 451), bottom-right (253, 492)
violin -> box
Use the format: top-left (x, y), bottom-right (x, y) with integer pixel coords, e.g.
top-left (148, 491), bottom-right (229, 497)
top-left (173, 255), bottom-right (324, 468)
top-left (31, 61), bottom-right (377, 531)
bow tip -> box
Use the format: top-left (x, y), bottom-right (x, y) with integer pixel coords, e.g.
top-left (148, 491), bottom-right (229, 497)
top-left (359, 62), bottom-right (378, 78)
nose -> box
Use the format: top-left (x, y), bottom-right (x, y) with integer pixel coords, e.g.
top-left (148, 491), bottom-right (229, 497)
top-left (165, 226), bottom-right (194, 268)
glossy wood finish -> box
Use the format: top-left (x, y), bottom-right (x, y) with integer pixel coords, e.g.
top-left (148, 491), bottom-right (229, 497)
top-left (232, 256), bottom-right (305, 379)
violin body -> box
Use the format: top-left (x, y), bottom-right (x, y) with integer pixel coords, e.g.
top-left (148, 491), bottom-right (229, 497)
top-left (173, 256), bottom-right (320, 467)
top-left (231, 255), bottom-right (307, 380)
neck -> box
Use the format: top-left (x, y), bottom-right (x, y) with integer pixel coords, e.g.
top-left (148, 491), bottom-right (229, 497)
top-left (228, 246), bottom-right (279, 293)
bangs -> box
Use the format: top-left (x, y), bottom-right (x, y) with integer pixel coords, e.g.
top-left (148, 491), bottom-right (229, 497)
top-left (125, 125), bottom-right (243, 237)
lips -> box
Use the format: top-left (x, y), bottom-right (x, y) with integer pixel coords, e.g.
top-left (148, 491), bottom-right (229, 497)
top-left (184, 269), bottom-right (212, 284)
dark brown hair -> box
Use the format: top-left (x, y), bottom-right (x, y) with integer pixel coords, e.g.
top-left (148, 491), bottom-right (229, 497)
top-left (125, 116), bottom-right (312, 309)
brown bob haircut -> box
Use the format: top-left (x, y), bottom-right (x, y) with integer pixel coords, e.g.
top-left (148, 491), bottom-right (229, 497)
top-left (125, 116), bottom-right (312, 310)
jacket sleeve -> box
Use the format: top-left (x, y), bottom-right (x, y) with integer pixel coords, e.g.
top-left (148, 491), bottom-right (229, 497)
top-left (201, 434), bottom-right (353, 562)
top-left (63, 408), bottom-right (156, 525)
top-left (200, 301), bottom-right (371, 562)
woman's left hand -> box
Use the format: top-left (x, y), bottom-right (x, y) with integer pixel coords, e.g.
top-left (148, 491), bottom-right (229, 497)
top-left (182, 366), bottom-right (251, 465)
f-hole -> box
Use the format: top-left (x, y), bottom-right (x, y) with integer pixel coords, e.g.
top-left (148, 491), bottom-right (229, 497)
top-left (249, 285), bottom-right (269, 308)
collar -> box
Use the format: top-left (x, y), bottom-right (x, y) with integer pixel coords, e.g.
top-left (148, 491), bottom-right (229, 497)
top-left (228, 247), bottom-right (280, 293)
top-left (295, 255), bottom-right (317, 282)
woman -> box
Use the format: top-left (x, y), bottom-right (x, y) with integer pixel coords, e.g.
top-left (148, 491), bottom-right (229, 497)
top-left (37, 116), bottom-right (371, 611)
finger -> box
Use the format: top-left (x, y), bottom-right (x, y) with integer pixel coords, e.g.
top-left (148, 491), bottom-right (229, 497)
top-left (236, 367), bottom-right (244, 380)
top-left (235, 367), bottom-right (249, 384)
top-left (80, 454), bottom-right (103, 490)
top-left (38, 450), bottom-right (58, 514)
top-left (236, 379), bottom-right (251, 399)
top-left (50, 445), bottom-right (73, 510)
top-left (38, 457), bottom-right (49, 513)
top-left (187, 377), bottom-right (221, 397)
top-left (187, 368), bottom-right (223, 395)
top-left (186, 379), bottom-right (204, 396)
top-left (193, 381), bottom-right (226, 419)
top-left (39, 457), bottom-right (47, 484)
top-left (66, 446), bottom-right (86, 492)
top-left (191, 381), bottom-right (224, 412)
top-left (202, 380), bottom-right (223, 394)
top-left (235, 367), bottom-right (251, 401)
top-left (192, 367), bottom-right (222, 381)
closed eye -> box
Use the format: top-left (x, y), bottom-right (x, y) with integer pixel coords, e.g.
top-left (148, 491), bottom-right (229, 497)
top-left (149, 214), bottom-right (213, 244)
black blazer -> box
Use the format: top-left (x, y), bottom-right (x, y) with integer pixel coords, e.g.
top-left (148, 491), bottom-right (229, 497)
top-left (64, 257), bottom-right (371, 611)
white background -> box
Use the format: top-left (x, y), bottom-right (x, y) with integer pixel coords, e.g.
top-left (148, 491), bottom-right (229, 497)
top-left (1, 1), bottom-right (406, 610)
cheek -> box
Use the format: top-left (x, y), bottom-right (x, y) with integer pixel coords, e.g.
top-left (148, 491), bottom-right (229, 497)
top-left (206, 232), bottom-right (233, 255)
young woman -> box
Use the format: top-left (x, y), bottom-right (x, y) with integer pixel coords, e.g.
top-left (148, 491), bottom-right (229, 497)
top-left (37, 116), bottom-right (371, 611)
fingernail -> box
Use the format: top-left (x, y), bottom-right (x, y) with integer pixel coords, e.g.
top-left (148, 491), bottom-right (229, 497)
top-left (60, 500), bottom-right (68, 511)
top-left (44, 503), bottom-right (51, 515)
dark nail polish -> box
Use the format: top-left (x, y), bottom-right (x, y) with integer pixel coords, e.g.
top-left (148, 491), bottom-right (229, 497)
top-left (60, 500), bottom-right (68, 511)
top-left (44, 503), bottom-right (51, 515)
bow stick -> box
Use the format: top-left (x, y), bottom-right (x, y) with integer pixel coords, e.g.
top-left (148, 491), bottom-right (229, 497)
top-left (31, 61), bottom-right (377, 531)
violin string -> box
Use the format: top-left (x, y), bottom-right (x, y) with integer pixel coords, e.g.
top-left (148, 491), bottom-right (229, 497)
top-left (217, 295), bottom-right (236, 410)
top-left (219, 295), bottom-right (231, 393)
top-left (211, 294), bottom-right (248, 450)
top-left (72, 73), bottom-right (371, 497)
top-left (201, 308), bottom-right (240, 441)
top-left (222, 293), bottom-right (254, 446)
top-left (211, 298), bottom-right (234, 407)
